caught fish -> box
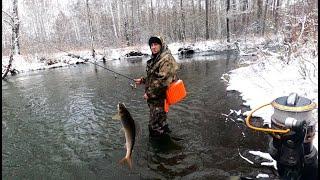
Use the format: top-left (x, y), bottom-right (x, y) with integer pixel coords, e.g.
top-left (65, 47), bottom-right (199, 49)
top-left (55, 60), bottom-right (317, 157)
top-left (112, 103), bottom-right (136, 169)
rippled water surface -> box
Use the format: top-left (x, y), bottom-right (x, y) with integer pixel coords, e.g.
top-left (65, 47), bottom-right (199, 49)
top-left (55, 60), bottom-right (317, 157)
top-left (2, 54), bottom-right (274, 179)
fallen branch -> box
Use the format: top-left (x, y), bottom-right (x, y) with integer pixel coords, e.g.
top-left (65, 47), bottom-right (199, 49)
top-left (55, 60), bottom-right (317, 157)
top-left (2, 54), bottom-right (14, 79)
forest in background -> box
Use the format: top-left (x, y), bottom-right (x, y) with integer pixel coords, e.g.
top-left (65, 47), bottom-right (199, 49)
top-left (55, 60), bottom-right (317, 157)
top-left (2, 0), bottom-right (318, 55)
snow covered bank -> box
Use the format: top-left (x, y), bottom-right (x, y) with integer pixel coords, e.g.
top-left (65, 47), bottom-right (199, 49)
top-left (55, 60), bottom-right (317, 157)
top-left (104, 38), bottom-right (241, 60)
top-left (1, 52), bottom-right (101, 73)
top-left (226, 42), bottom-right (318, 150)
top-left (2, 37), bottom-right (270, 74)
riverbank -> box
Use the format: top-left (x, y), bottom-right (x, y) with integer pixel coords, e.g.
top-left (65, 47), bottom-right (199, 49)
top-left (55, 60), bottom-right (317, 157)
top-left (2, 36), bottom-right (268, 73)
top-left (225, 40), bottom-right (318, 150)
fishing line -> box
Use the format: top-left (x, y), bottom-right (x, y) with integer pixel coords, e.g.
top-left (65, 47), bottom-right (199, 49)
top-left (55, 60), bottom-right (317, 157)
top-left (27, 37), bottom-right (136, 82)
top-left (221, 110), bottom-right (248, 160)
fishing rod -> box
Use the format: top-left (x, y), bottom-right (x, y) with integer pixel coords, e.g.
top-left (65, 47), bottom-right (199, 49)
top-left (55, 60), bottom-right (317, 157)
top-left (87, 60), bottom-right (134, 81)
top-left (69, 53), bottom-right (135, 81)
top-left (29, 38), bottom-right (136, 82)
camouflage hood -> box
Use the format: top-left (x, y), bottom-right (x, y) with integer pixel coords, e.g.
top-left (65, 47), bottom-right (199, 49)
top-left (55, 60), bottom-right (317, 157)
top-left (149, 36), bottom-right (172, 61)
top-left (145, 36), bottom-right (179, 102)
top-left (147, 36), bottom-right (175, 74)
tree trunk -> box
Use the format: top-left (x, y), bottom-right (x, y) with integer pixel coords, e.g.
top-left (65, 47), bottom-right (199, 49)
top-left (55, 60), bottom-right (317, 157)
top-left (192, 0), bottom-right (197, 41)
top-left (274, 0), bottom-right (280, 34)
top-left (272, 0), bottom-right (276, 16)
top-left (172, 2), bottom-right (179, 41)
top-left (86, 0), bottom-right (95, 58)
top-left (180, 0), bottom-right (186, 41)
top-left (150, 0), bottom-right (154, 26)
top-left (131, 0), bottom-right (134, 45)
top-left (257, 0), bottom-right (263, 35)
top-left (262, 0), bottom-right (269, 36)
top-left (109, 2), bottom-right (118, 39)
top-left (205, 0), bottom-right (209, 40)
top-left (2, 54), bottom-right (14, 79)
top-left (216, 1), bottom-right (221, 39)
top-left (257, 0), bottom-right (263, 19)
top-left (72, 20), bottom-right (80, 42)
top-left (117, 1), bottom-right (122, 39)
top-left (137, 0), bottom-right (141, 25)
top-left (165, 0), bottom-right (169, 39)
top-left (198, 0), bottom-right (202, 39)
top-left (226, 0), bottom-right (230, 42)
top-left (242, 0), bottom-right (248, 30)
top-left (123, 1), bottom-right (130, 46)
top-left (156, 0), bottom-right (161, 35)
top-left (12, 0), bottom-right (20, 55)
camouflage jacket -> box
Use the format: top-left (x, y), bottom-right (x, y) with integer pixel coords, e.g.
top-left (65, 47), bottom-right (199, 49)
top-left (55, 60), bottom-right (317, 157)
top-left (142, 37), bottom-right (179, 102)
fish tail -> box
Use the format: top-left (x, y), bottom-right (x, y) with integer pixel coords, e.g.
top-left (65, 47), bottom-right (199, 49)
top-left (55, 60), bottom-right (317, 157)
top-left (119, 156), bottom-right (132, 169)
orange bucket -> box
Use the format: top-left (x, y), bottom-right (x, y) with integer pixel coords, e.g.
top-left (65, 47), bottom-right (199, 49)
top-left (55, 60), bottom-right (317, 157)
top-left (164, 79), bottom-right (187, 112)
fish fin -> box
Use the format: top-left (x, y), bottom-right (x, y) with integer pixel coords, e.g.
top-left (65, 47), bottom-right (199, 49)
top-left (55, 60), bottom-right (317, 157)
top-left (112, 114), bottom-right (121, 120)
top-left (119, 157), bottom-right (132, 169)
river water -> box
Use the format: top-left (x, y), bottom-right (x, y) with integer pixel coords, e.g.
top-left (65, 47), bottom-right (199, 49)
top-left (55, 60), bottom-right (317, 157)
top-left (2, 54), bottom-right (276, 179)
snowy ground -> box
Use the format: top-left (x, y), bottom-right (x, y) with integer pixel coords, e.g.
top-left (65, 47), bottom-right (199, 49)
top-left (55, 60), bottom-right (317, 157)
top-left (2, 36), bottom-right (318, 172)
top-left (1, 37), bottom-right (247, 73)
top-left (223, 39), bottom-right (318, 172)
top-left (225, 42), bottom-right (318, 150)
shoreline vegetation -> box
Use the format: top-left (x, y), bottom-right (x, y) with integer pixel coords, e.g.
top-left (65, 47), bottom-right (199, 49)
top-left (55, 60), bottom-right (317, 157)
top-left (2, 36), bottom-right (279, 73)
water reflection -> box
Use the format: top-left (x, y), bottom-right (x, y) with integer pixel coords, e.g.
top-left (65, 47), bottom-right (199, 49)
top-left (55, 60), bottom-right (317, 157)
top-left (147, 134), bottom-right (197, 179)
top-left (149, 135), bottom-right (183, 153)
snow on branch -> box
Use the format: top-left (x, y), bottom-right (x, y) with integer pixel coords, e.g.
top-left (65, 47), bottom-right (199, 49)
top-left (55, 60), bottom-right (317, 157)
top-left (2, 19), bottom-right (14, 27)
top-left (2, 10), bottom-right (14, 21)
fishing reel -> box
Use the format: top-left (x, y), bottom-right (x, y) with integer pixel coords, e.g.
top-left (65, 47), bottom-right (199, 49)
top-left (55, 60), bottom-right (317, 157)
top-left (129, 82), bottom-right (137, 89)
top-left (246, 93), bottom-right (318, 180)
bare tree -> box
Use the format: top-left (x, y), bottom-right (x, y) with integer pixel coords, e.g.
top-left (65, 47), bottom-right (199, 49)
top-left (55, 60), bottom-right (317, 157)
top-left (130, 0), bottom-right (134, 45)
top-left (12, 0), bottom-right (20, 55)
top-left (191, 0), bottom-right (197, 40)
top-left (242, 0), bottom-right (248, 26)
top-left (274, 0), bottom-right (280, 34)
top-left (86, 0), bottom-right (95, 58)
top-left (226, 0), bottom-right (230, 42)
top-left (117, 0), bottom-right (122, 41)
top-left (180, 0), bottom-right (186, 41)
top-left (108, 1), bottom-right (119, 40)
top-left (205, 0), bottom-right (209, 40)
top-left (150, 0), bottom-right (154, 26)
top-left (122, 0), bottom-right (130, 46)
top-left (3, 0), bottom-right (21, 55)
top-left (2, 0), bottom-right (21, 79)
top-left (1, 0), bottom-right (318, 54)
top-left (262, 0), bottom-right (269, 36)
top-left (2, 54), bottom-right (14, 79)
top-left (256, 0), bottom-right (263, 35)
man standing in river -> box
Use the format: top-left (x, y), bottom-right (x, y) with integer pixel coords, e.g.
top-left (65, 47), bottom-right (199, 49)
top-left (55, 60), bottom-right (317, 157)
top-left (134, 36), bottom-right (179, 137)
